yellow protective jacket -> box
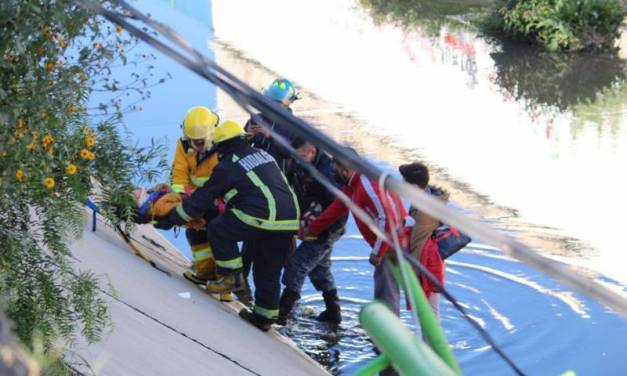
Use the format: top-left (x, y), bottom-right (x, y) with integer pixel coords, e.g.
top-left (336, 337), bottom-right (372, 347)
top-left (171, 138), bottom-right (219, 193)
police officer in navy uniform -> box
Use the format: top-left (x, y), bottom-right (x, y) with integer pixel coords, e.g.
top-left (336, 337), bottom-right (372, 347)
top-left (155, 120), bottom-right (300, 331)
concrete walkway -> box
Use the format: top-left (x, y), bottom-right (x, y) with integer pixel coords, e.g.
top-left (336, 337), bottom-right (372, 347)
top-left (69, 212), bottom-right (328, 376)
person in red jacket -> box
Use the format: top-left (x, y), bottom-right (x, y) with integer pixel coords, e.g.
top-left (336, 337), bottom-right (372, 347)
top-left (303, 148), bottom-right (407, 318)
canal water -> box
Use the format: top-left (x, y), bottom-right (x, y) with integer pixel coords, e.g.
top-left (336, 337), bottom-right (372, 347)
top-left (105, 1), bottom-right (627, 375)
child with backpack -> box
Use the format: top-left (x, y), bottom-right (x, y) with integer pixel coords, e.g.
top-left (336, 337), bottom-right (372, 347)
top-left (399, 162), bottom-right (448, 320)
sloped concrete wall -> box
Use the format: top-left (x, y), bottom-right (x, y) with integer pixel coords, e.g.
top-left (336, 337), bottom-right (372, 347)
top-left (69, 213), bottom-right (328, 376)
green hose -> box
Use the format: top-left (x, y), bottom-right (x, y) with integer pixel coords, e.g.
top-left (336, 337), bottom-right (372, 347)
top-left (358, 301), bottom-right (456, 376)
top-left (352, 354), bottom-right (390, 376)
top-left (389, 259), bottom-right (462, 375)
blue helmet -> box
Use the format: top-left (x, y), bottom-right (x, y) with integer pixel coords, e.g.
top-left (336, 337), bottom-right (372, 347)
top-left (263, 78), bottom-right (299, 105)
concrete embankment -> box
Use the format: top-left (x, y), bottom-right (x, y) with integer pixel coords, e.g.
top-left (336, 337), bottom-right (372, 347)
top-left (69, 211), bottom-right (329, 376)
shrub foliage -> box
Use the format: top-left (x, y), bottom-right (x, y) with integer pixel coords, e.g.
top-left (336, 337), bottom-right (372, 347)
top-left (489, 0), bottom-right (626, 51)
top-left (0, 0), bottom-right (167, 368)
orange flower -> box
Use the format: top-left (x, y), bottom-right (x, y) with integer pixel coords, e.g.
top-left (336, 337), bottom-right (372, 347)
top-left (87, 151), bottom-right (95, 160)
top-left (116, 25), bottom-right (123, 34)
top-left (85, 137), bottom-right (96, 147)
top-left (16, 169), bottom-right (25, 182)
top-left (80, 149), bottom-right (90, 159)
top-left (42, 135), bottom-right (54, 147)
top-left (68, 104), bottom-right (77, 114)
top-left (45, 60), bottom-right (55, 72)
top-left (43, 177), bottom-right (55, 189)
top-left (26, 141), bottom-right (37, 150)
top-left (66, 164), bottom-right (77, 175)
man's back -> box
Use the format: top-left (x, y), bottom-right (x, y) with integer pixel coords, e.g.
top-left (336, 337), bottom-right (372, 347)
top-left (216, 142), bottom-right (298, 222)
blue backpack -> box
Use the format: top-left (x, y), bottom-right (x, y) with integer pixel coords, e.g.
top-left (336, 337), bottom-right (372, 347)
top-left (432, 225), bottom-right (471, 260)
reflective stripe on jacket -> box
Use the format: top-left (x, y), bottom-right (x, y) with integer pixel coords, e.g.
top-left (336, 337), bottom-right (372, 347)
top-left (171, 138), bottom-right (219, 193)
top-left (168, 139), bottom-right (300, 232)
top-left (307, 172), bottom-right (407, 257)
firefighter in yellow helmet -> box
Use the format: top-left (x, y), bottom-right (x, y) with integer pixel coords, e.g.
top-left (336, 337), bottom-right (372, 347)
top-left (155, 120), bottom-right (300, 331)
top-left (171, 106), bottom-right (232, 301)
top-left (172, 106), bottom-right (220, 193)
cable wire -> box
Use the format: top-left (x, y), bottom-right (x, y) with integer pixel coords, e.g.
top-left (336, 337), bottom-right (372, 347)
top-left (230, 105), bottom-right (523, 374)
top-left (71, 0), bottom-right (626, 372)
top-left (89, 0), bottom-right (627, 321)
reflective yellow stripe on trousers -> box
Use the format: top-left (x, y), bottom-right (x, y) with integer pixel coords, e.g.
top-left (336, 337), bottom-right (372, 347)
top-left (192, 247), bottom-right (213, 262)
top-left (215, 256), bottom-right (243, 270)
top-left (254, 304), bottom-right (279, 319)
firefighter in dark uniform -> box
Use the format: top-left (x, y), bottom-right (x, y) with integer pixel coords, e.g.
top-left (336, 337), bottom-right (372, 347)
top-left (240, 78), bottom-right (300, 302)
top-left (155, 120), bottom-right (300, 331)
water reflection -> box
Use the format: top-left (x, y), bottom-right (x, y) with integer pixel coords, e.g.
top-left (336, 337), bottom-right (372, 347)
top-left (490, 40), bottom-right (626, 112)
top-left (572, 84), bottom-right (627, 138)
top-left (115, 1), bottom-right (627, 374)
top-left (358, 0), bottom-right (491, 33)
top-left (359, 0), bottom-right (627, 115)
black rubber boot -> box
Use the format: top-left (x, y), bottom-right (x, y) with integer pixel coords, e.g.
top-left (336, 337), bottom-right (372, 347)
top-left (316, 289), bottom-right (342, 324)
top-left (277, 289), bottom-right (300, 326)
top-left (239, 308), bottom-right (272, 332)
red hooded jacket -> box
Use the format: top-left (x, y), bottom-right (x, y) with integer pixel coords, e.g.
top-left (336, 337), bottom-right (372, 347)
top-left (418, 237), bottom-right (444, 299)
top-left (307, 172), bottom-right (407, 258)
